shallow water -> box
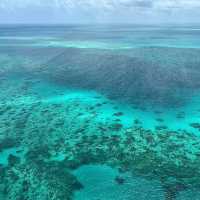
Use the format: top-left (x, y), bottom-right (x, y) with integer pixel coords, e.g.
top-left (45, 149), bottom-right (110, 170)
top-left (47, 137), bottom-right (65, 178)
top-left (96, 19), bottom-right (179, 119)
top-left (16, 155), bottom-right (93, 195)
top-left (1, 25), bottom-right (200, 200)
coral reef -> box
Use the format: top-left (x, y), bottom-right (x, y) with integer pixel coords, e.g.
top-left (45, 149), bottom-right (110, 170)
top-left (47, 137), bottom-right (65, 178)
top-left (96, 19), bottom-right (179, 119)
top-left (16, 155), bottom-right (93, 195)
top-left (1, 96), bottom-right (200, 199)
top-left (1, 26), bottom-right (200, 200)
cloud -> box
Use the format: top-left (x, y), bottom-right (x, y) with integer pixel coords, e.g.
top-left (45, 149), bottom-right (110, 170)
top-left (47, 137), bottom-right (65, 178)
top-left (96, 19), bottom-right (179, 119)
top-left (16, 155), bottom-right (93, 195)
top-left (118, 0), bottom-right (153, 8)
top-left (1, 0), bottom-right (200, 10)
top-left (0, 0), bottom-right (200, 23)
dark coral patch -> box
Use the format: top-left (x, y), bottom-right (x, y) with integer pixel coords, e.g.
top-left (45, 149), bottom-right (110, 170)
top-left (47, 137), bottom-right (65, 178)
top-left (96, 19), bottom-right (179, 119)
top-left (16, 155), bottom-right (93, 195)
top-left (190, 123), bottom-right (200, 130)
top-left (0, 138), bottom-right (18, 152)
top-left (113, 112), bottom-right (124, 117)
top-left (115, 176), bottom-right (126, 185)
top-left (109, 123), bottom-right (123, 131)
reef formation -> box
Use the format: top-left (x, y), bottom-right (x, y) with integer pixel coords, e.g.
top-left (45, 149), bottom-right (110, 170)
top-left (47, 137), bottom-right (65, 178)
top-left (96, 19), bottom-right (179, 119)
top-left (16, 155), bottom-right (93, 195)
top-left (1, 28), bottom-right (200, 199)
top-left (1, 95), bottom-right (200, 200)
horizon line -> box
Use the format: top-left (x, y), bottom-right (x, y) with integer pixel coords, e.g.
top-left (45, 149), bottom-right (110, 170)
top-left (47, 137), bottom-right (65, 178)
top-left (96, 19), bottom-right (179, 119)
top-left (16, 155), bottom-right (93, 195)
top-left (0, 22), bottom-right (200, 26)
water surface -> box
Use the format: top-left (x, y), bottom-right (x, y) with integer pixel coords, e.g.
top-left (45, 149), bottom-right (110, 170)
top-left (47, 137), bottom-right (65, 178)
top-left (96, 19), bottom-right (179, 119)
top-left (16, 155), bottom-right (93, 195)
top-left (1, 25), bottom-right (200, 200)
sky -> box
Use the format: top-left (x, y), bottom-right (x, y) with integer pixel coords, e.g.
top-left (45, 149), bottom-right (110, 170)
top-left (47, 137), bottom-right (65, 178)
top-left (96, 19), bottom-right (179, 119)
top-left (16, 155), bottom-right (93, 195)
top-left (0, 0), bottom-right (200, 24)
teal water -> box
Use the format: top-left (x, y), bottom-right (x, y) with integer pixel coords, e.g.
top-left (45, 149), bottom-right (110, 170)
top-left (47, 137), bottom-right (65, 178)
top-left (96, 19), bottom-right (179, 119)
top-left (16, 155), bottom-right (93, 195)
top-left (1, 25), bottom-right (200, 200)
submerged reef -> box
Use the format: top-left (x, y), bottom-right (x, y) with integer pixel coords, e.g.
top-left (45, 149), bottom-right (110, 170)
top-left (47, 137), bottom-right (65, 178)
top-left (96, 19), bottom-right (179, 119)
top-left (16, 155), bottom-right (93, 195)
top-left (42, 47), bottom-right (200, 107)
top-left (2, 46), bottom-right (200, 108)
top-left (1, 46), bottom-right (200, 199)
top-left (1, 97), bottom-right (200, 200)
top-left (0, 158), bottom-right (83, 200)
top-left (2, 26), bottom-right (200, 200)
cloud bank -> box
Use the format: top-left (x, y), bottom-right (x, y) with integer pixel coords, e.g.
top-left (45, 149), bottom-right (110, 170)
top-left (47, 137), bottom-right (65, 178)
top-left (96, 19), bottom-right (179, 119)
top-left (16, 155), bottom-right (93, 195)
top-left (0, 0), bottom-right (200, 24)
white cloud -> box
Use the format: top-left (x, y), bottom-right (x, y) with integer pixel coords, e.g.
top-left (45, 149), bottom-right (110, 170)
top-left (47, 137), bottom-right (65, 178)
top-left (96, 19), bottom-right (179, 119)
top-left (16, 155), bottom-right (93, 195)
top-left (0, 0), bottom-right (200, 23)
top-left (1, 0), bottom-right (199, 10)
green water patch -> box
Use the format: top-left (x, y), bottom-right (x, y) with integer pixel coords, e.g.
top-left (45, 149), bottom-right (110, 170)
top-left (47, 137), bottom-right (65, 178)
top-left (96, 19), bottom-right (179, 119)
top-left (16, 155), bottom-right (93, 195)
top-left (73, 165), bottom-right (200, 200)
top-left (73, 165), bottom-right (164, 200)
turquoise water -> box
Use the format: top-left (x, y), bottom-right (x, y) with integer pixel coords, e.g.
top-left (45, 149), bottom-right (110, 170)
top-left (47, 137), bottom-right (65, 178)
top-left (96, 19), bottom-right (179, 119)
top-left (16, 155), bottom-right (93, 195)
top-left (1, 25), bottom-right (200, 199)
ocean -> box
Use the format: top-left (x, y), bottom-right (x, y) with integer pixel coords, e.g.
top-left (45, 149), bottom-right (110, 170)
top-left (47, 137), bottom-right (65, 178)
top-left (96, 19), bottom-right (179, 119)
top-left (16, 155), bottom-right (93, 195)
top-left (1, 24), bottom-right (200, 200)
